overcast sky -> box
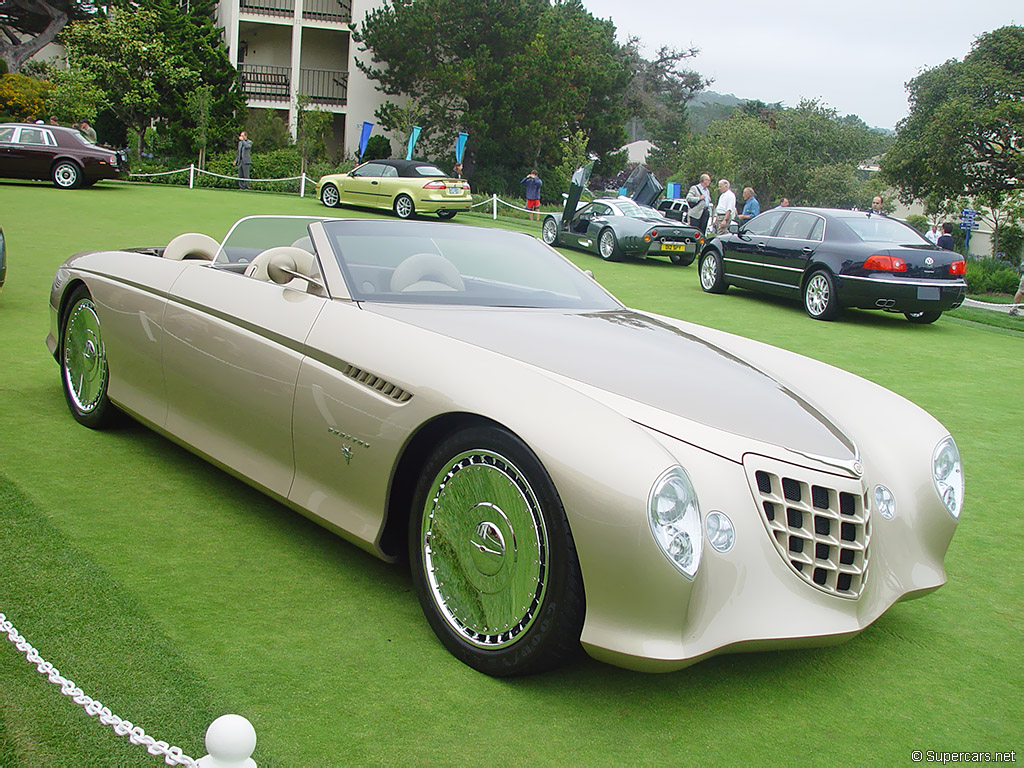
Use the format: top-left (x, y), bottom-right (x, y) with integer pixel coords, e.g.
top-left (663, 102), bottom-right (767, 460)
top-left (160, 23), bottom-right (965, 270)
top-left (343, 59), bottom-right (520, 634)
top-left (581, 0), bottom-right (1020, 130)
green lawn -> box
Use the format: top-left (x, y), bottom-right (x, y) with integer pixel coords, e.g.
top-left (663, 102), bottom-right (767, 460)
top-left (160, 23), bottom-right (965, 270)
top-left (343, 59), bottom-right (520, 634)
top-left (1, 180), bottom-right (1021, 766)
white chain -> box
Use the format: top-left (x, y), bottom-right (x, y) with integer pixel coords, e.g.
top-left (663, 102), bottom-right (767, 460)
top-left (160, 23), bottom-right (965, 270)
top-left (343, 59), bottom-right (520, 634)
top-left (0, 612), bottom-right (197, 767)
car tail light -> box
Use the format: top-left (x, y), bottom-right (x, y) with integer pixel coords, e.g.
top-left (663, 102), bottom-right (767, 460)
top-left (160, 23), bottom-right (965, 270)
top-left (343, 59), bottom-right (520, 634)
top-left (460, 180), bottom-right (470, 190)
top-left (423, 180), bottom-right (446, 189)
top-left (650, 229), bottom-right (658, 238)
top-left (949, 259), bottom-right (966, 275)
top-left (862, 254), bottom-right (907, 272)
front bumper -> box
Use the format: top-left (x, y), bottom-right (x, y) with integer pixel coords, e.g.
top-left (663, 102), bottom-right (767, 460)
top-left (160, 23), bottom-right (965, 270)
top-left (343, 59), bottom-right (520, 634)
top-left (837, 274), bottom-right (967, 312)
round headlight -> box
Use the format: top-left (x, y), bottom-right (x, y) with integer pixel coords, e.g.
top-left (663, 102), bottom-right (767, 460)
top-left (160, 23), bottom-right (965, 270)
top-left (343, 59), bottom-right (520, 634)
top-left (874, 484), bottom-right (896, 520)
top-left (932, 437), bottom-right (963, 519)
top-left (649, 467), bottom-right (703, 579)
top-left (705, 510), bottom-right (735, 552)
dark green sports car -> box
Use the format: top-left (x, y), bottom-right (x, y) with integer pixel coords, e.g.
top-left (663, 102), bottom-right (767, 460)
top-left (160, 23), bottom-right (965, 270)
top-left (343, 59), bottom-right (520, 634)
top-left (541, 166), bottom-right (704, 265)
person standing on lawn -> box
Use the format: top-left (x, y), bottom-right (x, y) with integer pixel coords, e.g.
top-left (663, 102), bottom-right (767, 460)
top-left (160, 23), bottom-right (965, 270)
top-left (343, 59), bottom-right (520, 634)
top-left (936, 222), bottom-right (955, 251)
top-left (737, 187), bottom-right (760, 224)
top-left (714, 179), bottom-right (736, 233)
top-left (685, 174), bottom-right (712, 235)
top-left (521, 169), bottom-right (542, 221)
top-left (234, 130), bottom-right (252, 190)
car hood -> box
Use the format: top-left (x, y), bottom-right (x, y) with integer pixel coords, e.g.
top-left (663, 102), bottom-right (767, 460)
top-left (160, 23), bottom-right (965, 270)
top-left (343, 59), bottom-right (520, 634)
top-left (366, 305), bottom-right (856, 462)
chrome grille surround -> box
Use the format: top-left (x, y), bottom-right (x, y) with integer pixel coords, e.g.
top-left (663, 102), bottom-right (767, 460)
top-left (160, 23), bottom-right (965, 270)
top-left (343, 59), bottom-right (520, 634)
top-left (744, 455), bottom-right (870, 599)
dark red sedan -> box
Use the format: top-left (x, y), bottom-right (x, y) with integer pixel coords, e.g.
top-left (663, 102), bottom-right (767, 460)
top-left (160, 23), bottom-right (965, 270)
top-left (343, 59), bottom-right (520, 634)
top-left (0, 123), bottom-right (128, 189)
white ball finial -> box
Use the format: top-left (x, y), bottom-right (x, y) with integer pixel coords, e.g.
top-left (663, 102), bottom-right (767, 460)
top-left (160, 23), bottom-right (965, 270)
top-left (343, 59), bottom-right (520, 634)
top-left (196, 714), bottom-right (257, 768)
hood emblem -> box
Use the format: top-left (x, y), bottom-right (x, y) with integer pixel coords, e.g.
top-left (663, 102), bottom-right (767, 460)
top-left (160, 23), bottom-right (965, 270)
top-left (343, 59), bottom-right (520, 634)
top-left (853, 461), bottom-right (864, 477)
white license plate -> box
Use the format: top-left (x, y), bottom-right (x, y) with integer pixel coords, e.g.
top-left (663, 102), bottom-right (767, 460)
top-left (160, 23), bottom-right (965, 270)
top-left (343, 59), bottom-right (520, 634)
top-left (447, 186), bottom-right (461, 195)
top-left (917, 286), bottom-right (941, 300)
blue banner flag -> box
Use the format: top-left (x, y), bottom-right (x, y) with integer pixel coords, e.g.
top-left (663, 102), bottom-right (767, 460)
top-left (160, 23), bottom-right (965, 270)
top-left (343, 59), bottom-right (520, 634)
top-left (406, 126), bottom-right (422, 160)
top-left (455, 132), bottom-right (468, 163)
top-left (358, 121), bottom-right (374, 160)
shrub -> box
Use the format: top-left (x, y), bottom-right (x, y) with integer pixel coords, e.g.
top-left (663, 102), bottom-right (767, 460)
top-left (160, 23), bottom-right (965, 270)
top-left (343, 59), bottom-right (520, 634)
top-left (964, 256), bottom-right (1020, 294)
top-left (0, 73), bottom-right (52, 122)
top-left (994, 226), bottom-right (1024, 263)
top-left (904, 214), bottom-right (929, 235)
top-left (363, 135), bottom-right (392, 161)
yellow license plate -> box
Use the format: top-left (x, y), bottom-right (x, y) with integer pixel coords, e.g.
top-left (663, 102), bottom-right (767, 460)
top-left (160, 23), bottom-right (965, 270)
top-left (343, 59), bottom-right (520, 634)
top-left (662, 242), bottom-right (690, 252)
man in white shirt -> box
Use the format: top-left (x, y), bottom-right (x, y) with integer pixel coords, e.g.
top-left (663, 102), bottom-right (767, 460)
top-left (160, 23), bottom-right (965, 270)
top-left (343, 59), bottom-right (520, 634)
top-left (714, 179), bottom-right (736, 233)
top-left (925, 223), bottom-right (940, 244)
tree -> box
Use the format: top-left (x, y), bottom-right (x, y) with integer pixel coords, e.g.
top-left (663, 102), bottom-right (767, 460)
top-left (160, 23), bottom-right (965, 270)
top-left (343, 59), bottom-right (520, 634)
top-left (0, 0), bottom-right (95, 73)
top-left (185, 83), bottom-right (212, 168)
top-left (352, 0), bottom-right (629, 192)
top-left (882, 25), bottom-right (1024, 203)
top-left (44, 65), bottom-right (101, 123)
top-left (295, 93), bottom-right (333, 173)
top-left (60, 8), bottom-right (196, 158)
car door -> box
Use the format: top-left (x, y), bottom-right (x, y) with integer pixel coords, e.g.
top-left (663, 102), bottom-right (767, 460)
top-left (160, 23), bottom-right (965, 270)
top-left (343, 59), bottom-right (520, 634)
top-left (340, 162), bottom-right (388, 208)
top-left (0, 125), bottom-right (17, 177)
top-left (567, 203), bottom-right (611, 251)
top-left (161, 264), bottom-right (328, 499)
top-left (8, 126), bottom-right (56, 179)
top-left (721, 208), bottom-right (787, 286)
top-left (772, 211), bottom-right (825, 292)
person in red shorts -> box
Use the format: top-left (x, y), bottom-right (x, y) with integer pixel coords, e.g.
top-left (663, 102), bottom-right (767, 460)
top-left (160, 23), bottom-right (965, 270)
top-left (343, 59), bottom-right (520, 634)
top-left (521, 169), bottom-right (543, 221)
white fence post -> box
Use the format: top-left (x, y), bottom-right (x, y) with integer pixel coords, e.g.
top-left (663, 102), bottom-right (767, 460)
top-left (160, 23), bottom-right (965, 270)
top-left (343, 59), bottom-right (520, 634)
top-left (197, 714), bottom-right (257, 768)
top-left (492, 193), bottom-right (497, 220)
top-left (300, 172), bottom-right (306, 198)
top-left (189, 164), bottom-right (195, 189)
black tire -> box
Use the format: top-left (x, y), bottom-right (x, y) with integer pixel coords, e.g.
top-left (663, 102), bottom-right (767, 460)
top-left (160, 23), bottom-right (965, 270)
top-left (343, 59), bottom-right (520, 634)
top-left (393, 194), bottom-right (415, 219)
top-left (669, 250), bottom-right (695, 266)
top-left (409, 425), bottom-right (585, 676)
top-left (52, 161), bottom-right (83, 189)
top-left (803, 269), bottom-right (841, 320)
top-left (437, 210), bottom-right (457, 220)
top-left (60, 285), bottom-right (117, 428)
top-left (541, 217), bottom-right (559, 245)
top-left (320, 183), bottom-right (340, 208)
top-left (698, 249), bottom-right (727, 293)
top-left (598, 228), bottom-right (621, 261)
top-left (905, 310), bottom-right (942, 324)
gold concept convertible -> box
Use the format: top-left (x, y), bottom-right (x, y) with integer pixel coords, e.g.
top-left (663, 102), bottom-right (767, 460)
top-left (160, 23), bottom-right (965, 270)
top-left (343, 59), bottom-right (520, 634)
top-left (47, 216), bottom-right (963, 676)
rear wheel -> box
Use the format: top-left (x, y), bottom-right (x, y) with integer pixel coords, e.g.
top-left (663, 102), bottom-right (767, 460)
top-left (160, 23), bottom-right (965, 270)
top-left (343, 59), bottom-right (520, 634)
top-left (394, 194), bottom-right (415, 219)
top-left (598, 228), bottom-right (621, 261)
top-left (803, 270), bottom-right (841, 320)
top-left (699, 249), bottom-right (727, 293)
top-left (60, 285), bottom-right (116, 428)
top-left (320, 183), bottom-right (340, 208)
top-left (437, 210), bottom-right (457, 220)
top-left (905, 310), bottom-right (942, 324)
top-left (52, 161), bottom-right (82, 189)
top-left (409, 425), bottom-right (584, 676)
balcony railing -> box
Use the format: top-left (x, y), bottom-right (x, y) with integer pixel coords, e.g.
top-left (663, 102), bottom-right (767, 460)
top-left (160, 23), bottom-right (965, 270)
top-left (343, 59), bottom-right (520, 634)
top-left (239, 0), bottom-right (294, 17)
top-left (299, 69), bottom-right (348, 105)
top-left (238, 0), bottom-right (350, 22)
top-left (238, 64), bottom-right (291, 102)
top-left (302, 0), bottom-right (351, 23)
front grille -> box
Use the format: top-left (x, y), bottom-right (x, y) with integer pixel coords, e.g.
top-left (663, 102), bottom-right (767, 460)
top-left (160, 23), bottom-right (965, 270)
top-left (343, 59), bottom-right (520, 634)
top-left (744, 455), bottom-right (870, 599)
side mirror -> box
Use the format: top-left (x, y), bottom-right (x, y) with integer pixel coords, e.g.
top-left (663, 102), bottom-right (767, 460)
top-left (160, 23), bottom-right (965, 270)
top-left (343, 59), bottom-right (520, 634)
top-left (728, 221), bottom-right (740, 234)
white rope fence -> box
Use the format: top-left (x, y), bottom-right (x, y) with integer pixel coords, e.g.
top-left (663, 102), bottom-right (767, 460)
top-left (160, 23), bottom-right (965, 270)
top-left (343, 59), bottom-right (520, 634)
top-left (130, 164), bottom-right (307, 196)
top-left (1, 611), bottom-right (257, 768)
top-left (961, 297), bottom-right (1023, 313)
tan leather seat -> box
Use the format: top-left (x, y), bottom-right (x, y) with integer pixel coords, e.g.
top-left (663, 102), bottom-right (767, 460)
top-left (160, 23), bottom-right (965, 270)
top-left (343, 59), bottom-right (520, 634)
top-left (163, 232), bottom-right (219, 261)
top-left (390, 253), bottom-right (465, 292)
top-left (244, 246), bottom-right (318, 288)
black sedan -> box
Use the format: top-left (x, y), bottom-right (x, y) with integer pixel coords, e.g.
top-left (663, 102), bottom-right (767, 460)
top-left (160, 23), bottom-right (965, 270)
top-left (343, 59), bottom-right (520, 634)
top-left (697, 207), bottom-right (967, 323)
top-left (0, 123), bottom-right (128, 189)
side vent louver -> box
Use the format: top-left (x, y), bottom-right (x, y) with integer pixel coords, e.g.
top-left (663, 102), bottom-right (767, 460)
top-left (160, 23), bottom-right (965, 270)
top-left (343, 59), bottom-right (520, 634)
top-left (341, 364), bottom-right (412, 403)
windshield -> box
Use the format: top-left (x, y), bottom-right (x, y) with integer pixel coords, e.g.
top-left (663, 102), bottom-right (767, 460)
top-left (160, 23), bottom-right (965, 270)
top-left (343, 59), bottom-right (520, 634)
top-left (322, 220), bottom-right (620, 309)
top-left (213, 215), bottom-right (326, 266)
top-left (841, 215), bottom-right (931, 245)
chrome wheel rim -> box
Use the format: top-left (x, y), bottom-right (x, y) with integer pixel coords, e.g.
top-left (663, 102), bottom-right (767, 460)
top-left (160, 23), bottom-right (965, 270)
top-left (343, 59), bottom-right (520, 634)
top-left (55, 163), bottom-right (78, 188)
top-left (421, 450), bottom-right (548, 649)
top-left (322, 185), bottom-right (339, 207)
top-left (805, 274), bottom-right (830, 316)
top-left (63, 299), bottom-right (107, 413)
top-left (599, 230), bottom-right (615, 258)
top-left (542, 219), bottom-right (557, 244)
top-left (395, 196), bottom-right (413, 218)
top-left (700, 254), bottom-right (717, 289)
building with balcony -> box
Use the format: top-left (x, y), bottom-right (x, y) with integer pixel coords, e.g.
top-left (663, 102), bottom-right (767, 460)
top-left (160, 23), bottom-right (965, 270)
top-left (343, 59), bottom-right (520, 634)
top-left (216, 0), bottom-right (396, 159)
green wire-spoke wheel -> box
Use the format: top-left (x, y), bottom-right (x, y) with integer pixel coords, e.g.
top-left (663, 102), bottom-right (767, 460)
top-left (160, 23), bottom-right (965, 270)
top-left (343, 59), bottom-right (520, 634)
top-left (60, 286), bottom-right (117, 428)
top-left (410, 426), bottom-right (584, 676)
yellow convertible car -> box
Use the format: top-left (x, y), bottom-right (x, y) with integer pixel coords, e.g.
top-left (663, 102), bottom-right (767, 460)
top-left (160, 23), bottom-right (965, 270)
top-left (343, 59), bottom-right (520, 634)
top-left (47, 216), bottom-right (963, 676)
top-left (316, 158), bottom-right (472, 220)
